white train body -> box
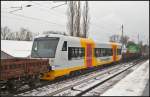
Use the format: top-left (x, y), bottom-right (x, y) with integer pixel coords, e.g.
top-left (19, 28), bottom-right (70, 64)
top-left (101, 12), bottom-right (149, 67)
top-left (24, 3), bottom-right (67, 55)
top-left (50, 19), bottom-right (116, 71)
top-left (31, 34), bottom-right (122, 80)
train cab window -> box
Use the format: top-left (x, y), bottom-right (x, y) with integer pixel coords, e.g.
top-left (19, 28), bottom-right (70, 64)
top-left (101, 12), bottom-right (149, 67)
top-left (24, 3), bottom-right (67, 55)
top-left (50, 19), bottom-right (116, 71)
top-left (62, 41), bottom-right (67, 51)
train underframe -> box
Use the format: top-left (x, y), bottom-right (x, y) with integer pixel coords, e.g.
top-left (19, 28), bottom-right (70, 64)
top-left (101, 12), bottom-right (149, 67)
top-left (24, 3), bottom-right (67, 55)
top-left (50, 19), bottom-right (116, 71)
top-left (0, 74), bottom-right (42, 92)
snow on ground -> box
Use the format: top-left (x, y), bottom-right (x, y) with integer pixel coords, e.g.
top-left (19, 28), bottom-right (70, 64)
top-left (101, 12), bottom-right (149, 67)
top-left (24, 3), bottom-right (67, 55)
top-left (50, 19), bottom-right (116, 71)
top-left (1, 40), bottom-right (33, 58)
top-left (101, 60), bottom-right (149, 96)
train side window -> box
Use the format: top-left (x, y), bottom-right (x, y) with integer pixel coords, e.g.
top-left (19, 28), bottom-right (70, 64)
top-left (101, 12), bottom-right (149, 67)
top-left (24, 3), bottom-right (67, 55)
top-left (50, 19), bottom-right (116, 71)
top-left (75, 48), bottom-right (77, 57)
top-left (80, 48), bottom-right (85, 58)
top-left (105, 48), bottom-right (107, 56)
top-left (77, 48), bottom-right (80, 57)
top-left (79, 48), bottom-right (82, 57)
top-left (103, 48), bottom-right (106, 56)
top-left (72, 48), bottom-right (75, 57)
top-left (109, 49), bottom-right (111, 55)
top-left (94, 48), bottom-right (97, 57)
top-left (98, 48), bottom-right (99, 57)
top-left (100, 48), bottom-right (104, 57)
top-left (111, 49), bottom-right (113, 56)
top-left (95, 48), bottom-right (99, 57)
top-left (106, 48), bottom-right (109, 56)
top-left (62, 41), bottom-right (67, 51)
top-left (68, 47), bottom-right (85, 60)
top-left (75, 48), bottom-right (78, 57)
top-left (107, 48), bottom-right (111, 56)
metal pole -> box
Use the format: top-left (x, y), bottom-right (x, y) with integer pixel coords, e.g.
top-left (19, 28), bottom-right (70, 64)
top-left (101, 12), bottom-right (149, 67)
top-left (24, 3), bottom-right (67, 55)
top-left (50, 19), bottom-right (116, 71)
top-left (138, 33), bottom-right (139, 44)
top-left (121, 24), bottom-right (124, 48)
top-left (121, 24), bottom-right (123, 44)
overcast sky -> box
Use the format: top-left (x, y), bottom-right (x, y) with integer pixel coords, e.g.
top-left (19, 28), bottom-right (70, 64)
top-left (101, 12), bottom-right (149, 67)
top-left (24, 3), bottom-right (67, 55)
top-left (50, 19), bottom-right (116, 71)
top-left (1, 1), bottom-right (149, 44)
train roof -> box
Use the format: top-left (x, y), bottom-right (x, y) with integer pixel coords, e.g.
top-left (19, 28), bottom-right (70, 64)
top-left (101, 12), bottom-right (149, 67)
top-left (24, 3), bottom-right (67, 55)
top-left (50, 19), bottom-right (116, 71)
top-left (35, 34), bottom-right (122, 46)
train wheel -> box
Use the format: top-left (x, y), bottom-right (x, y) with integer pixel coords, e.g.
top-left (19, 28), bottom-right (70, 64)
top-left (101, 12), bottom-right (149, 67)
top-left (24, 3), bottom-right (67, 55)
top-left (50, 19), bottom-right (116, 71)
top-left (7, 80), bottom-right (20, 92)
top-left (28, 75), bottom-right (41, 88)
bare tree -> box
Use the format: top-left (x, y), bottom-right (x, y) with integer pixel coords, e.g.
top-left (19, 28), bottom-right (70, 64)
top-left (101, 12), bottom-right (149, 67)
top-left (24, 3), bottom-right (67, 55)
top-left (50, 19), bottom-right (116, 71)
top-left (82, 1), bottom-right (90, 38)
top-left (15, 31), bottom-right (21, 40)
top-left (120, 35), bottom-right (130, 46)
top-left (19, 28), bottom-right (28, 40)
top-left (109, 34), bottom-right (129, 46)
top-left (7, 32), bottom-right (15, 40)
top-left (1, 26), bottom-right (35, 41)
top-left (109, 34), bottom-right (120, 42)
top-left (1, 26), bottom-right (11, 40)
top-left (25, 31), bottom-right (33, 41)
top-left (32, 32), bottom-right (40, 39)
top-left (74, 1), bottom-right (81, 37)
top-left (67, 1), bottom-right (75, 36)
top-left (43, 30), bottom-right (68, 36)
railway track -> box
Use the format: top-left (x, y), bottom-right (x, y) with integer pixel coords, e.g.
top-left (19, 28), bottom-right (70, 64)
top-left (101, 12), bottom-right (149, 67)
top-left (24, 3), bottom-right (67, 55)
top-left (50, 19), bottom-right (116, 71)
top-left (13, 58), bottom-right (145, 96)
top-left (51, 58), bottom-right (145, 96)
top-left (74, 59), bottom-right (145, 96)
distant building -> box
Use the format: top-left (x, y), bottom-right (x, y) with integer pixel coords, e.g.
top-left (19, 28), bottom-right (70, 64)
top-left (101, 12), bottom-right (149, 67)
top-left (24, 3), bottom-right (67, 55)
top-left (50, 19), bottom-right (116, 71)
top-left (1, 40), bottom-right (33, 59)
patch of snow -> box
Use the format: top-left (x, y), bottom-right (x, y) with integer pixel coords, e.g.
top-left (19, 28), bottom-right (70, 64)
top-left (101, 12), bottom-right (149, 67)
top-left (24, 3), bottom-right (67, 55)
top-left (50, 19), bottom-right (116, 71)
top-left (101, 60), bottom-right (149, 96)
top-left (1, 40), bottom-right (33, 58)
top-left (53, 89), bottom-right (80, 96)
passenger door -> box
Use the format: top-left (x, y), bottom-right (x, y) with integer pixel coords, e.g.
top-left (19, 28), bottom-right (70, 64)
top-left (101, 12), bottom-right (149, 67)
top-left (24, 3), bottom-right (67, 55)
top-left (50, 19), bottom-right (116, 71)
top-left (61, 41), bottom-right (68, 60)
top-left (86, 43), bottom-right (93, 68)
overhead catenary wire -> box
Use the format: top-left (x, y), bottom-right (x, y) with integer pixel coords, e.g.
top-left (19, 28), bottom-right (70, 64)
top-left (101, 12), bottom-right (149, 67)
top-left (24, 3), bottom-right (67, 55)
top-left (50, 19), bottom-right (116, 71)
top-left (27, 1), bottom-right (67, 22)
top-left (1, 1), bottom-right (66, 22)
top-left (2, 11), bottom-right (65, 27)
top-left (51, 2), bottom-right (67, 9)
top-left (1, 13), bottom-right (65, 29)
top-left (29, 1), bottom-right (66, 16)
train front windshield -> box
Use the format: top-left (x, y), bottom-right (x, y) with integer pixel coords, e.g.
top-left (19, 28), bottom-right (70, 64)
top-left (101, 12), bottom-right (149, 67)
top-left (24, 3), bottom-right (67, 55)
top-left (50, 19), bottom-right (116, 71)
top-left (31, 37), bottom-right (59, 58)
